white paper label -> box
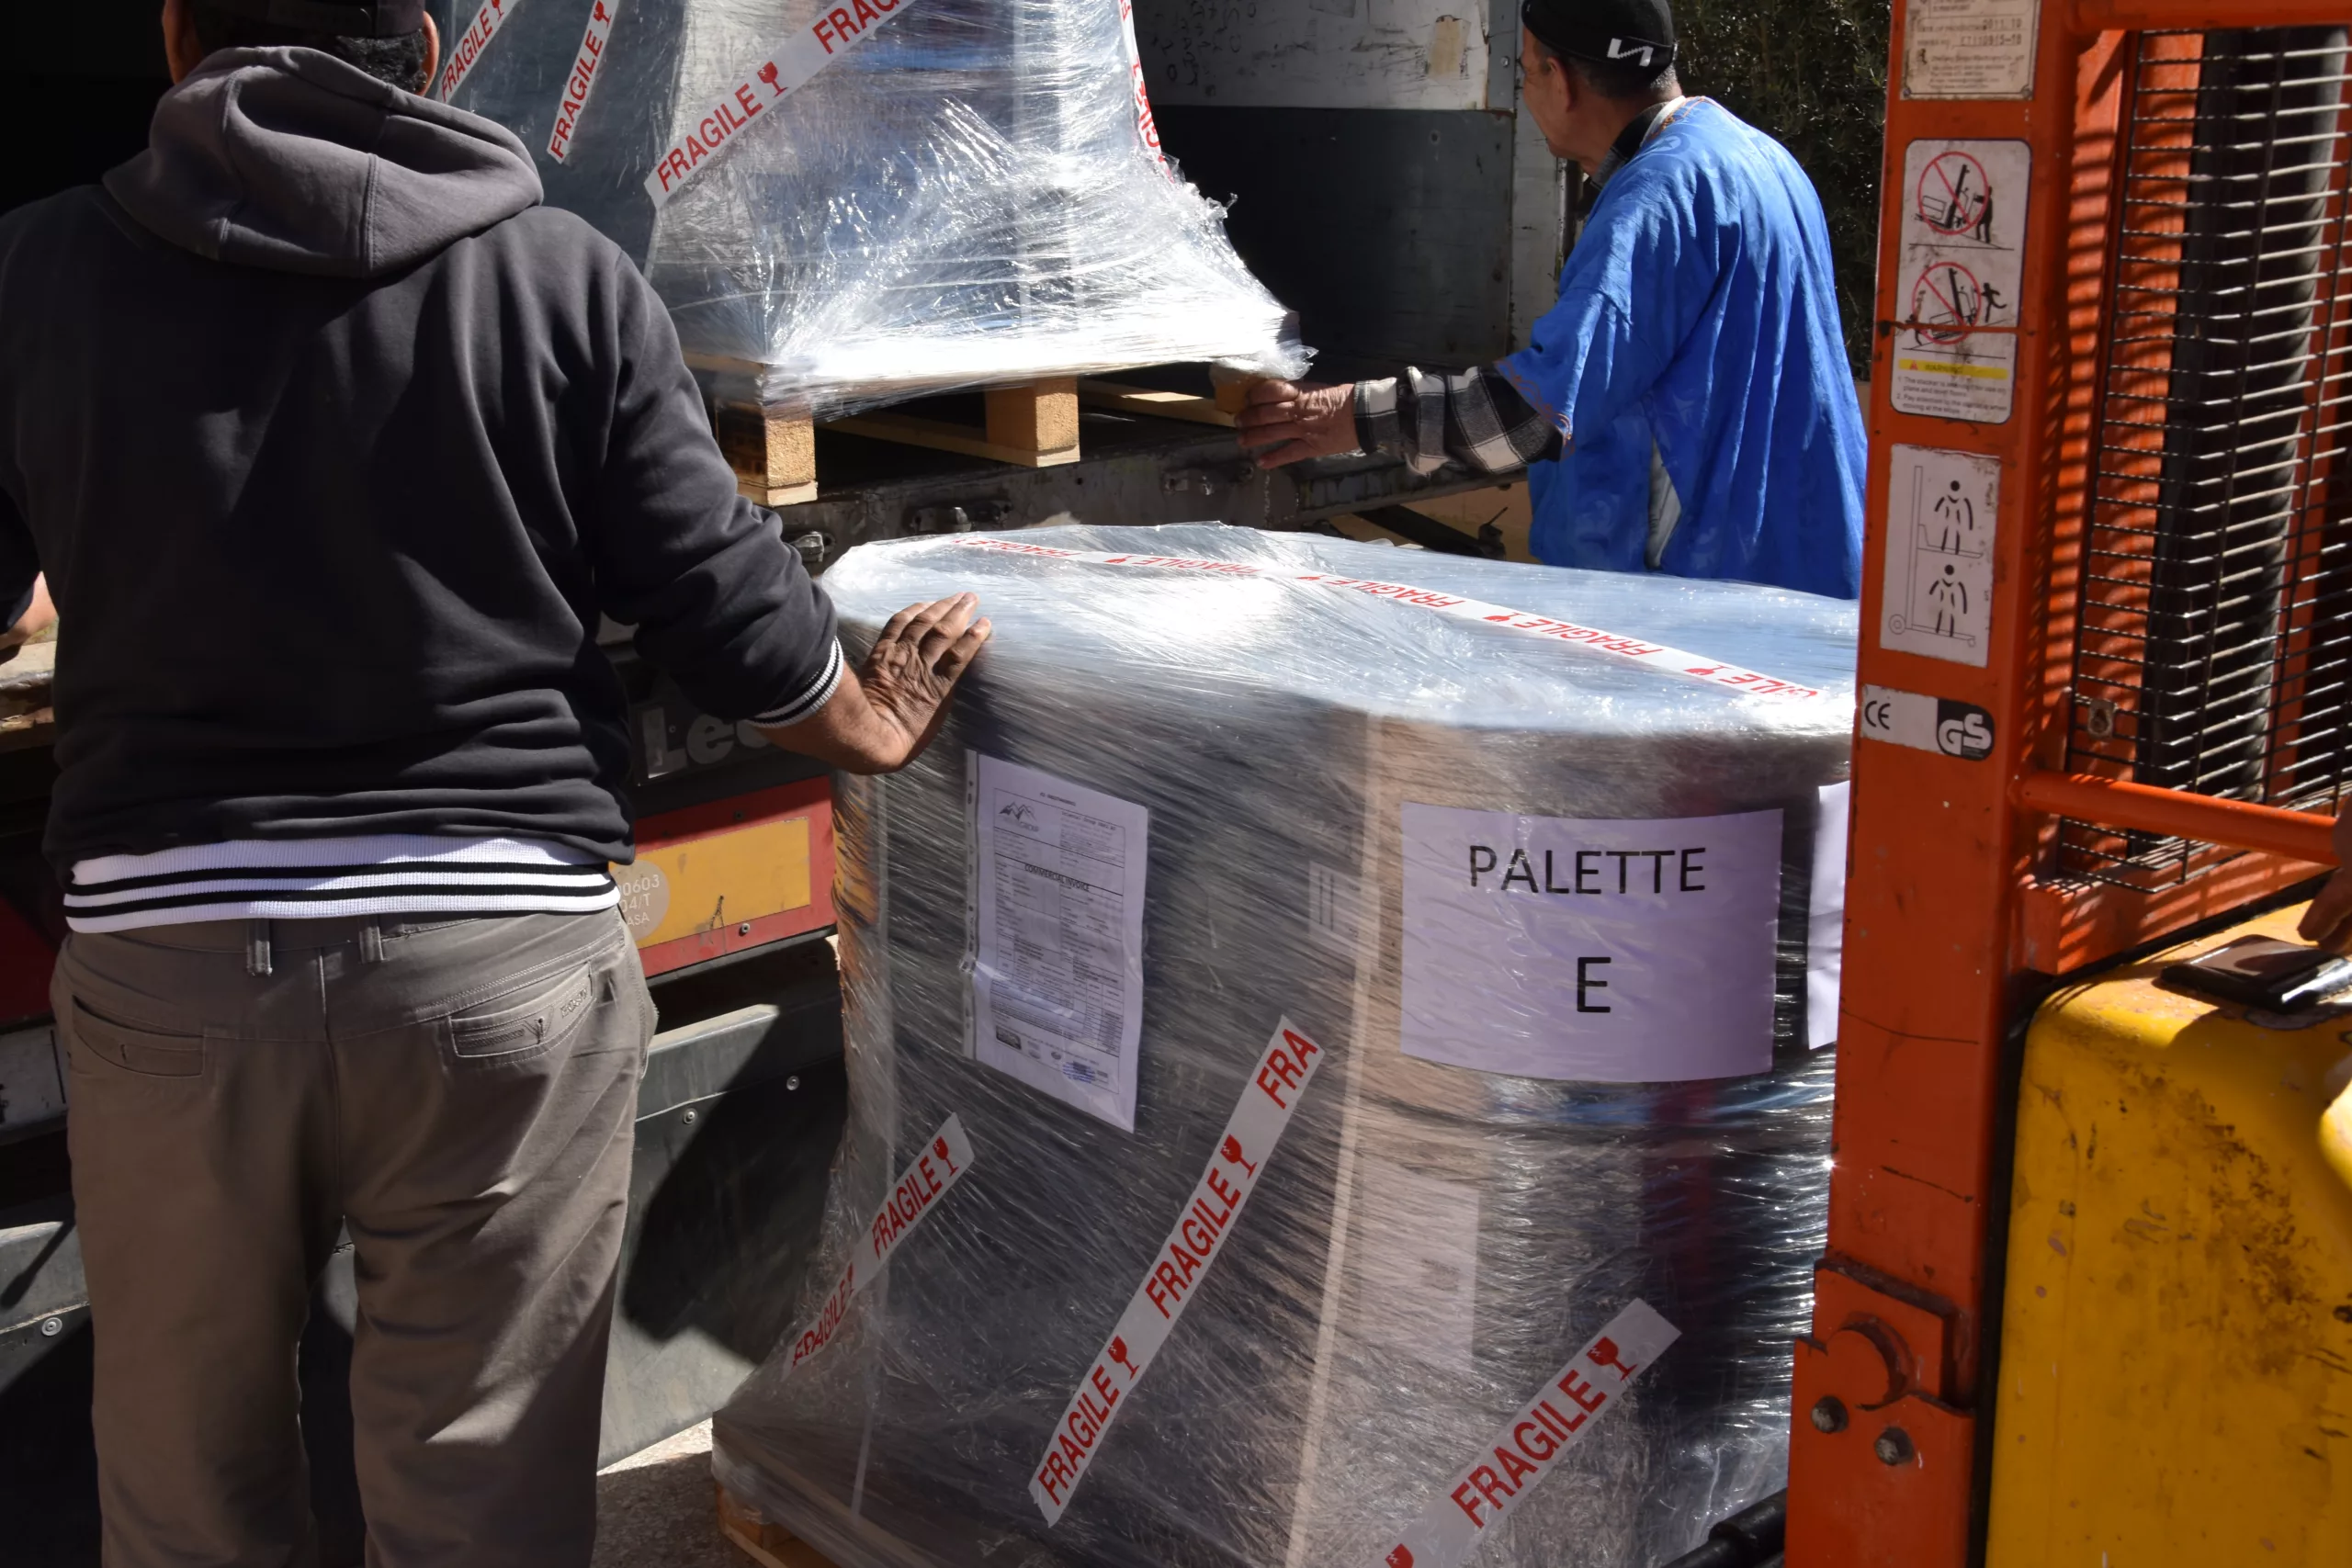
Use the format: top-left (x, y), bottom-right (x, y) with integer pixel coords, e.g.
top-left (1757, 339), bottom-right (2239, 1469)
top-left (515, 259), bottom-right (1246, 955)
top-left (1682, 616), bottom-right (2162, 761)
top-left (1352, 1162), bottom-right (1481, 1373)
top-left (438, 0), bottom-right (523, 101)
top-left (1030, 1021), bottom-right (1328, 1525)
top-left (1367, 1299), bottom-right (1680, 1568)
top-left (1892, 139), bottom-right (2030, 423)
top-left (1881, 444), bottom-right (2000, 664)
top-left (1904, 0), bottom-right (2040, 99)
top-left (546, 0), bottom-right (622, 163)
top-left (784, 1115), bottom-right (975, 1371)
top-left (968, 754), bottom-right (1149, 1132)
top-left (1399, 804), bottom-right (1784, 1083)
top-left (1806, 783), bottom-right (1849, 1051)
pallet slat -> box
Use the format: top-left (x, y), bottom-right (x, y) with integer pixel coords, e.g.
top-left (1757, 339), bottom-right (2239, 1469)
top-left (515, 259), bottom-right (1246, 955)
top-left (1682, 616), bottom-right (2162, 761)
top-left (711, 402), bottom-right (818, 507)
top-left (1075, 378), bottom-right (1237, 428)
top-left (829, 378), bottom-right (1081, 468)
top-left (985, 378), bottom-right (1080, 453)
top-left (716, 1484), bottom-right (839, 1568)
top-left (704, 371), bottom-right (1280, 503)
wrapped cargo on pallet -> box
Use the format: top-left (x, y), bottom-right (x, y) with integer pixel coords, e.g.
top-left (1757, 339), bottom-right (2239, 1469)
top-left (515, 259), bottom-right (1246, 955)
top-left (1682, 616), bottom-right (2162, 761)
top-left (432, 0), bottom-right (1305, 416)
top-left (714, 525), bottom-right (1856, 1568)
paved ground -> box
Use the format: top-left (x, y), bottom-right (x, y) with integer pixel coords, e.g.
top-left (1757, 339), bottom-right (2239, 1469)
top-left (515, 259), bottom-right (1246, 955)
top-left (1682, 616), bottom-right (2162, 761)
top-left (594, 1421), bottom-right (742, 1568)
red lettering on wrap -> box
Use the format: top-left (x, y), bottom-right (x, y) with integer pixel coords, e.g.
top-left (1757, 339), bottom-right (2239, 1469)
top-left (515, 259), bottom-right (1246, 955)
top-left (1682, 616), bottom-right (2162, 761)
top-left (1559, 1368), bottom-right (1608, 1413)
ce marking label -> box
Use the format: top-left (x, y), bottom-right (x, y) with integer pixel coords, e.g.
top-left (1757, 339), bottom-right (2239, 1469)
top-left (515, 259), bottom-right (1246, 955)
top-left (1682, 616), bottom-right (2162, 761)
top-left (1860, 683), bottom-right (1995, 761)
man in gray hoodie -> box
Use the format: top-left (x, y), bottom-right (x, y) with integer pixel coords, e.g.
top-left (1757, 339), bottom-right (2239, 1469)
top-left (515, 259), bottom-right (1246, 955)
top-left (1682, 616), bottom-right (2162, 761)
top-left (0, 2), bottom-right (988, 1562)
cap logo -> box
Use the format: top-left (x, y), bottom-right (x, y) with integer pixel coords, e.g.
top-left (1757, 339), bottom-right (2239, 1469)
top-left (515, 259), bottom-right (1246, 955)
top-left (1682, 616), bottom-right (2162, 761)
top-left (1607, 37), bottom-right (1657, 66)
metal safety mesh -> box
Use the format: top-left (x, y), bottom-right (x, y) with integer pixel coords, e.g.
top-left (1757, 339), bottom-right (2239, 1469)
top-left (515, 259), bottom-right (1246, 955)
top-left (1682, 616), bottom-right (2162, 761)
top-left (2062, 25), bottom-right (2352, 890)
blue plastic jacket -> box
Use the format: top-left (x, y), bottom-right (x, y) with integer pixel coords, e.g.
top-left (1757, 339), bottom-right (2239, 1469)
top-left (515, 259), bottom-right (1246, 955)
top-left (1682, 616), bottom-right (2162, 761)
top-left (1500, 99), bottom-right (1866, 599)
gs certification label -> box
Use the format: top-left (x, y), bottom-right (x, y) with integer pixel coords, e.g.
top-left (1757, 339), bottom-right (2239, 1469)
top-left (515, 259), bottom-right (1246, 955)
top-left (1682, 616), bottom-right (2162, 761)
top-left (1860, 683), bottom-right (1995, 761)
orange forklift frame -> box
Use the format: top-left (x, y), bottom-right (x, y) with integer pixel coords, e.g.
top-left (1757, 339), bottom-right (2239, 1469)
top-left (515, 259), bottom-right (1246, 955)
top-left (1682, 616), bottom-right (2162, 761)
top-left (1786, 4), bottom-right (2352, 1563)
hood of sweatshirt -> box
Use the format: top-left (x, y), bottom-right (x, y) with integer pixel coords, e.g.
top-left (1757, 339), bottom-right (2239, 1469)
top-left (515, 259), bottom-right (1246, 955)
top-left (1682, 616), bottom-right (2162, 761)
top-left (104, 47), bottom-right (542, 279)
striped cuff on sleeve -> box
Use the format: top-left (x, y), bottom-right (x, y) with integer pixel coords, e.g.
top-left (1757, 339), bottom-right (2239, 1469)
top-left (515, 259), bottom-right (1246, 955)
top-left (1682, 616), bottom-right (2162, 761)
top-left (1354, 378), bottom-right (1410, 470)
top-left (750, 637), bottom-right (846, 728)
top-left (1355, 368), bottom-right (1562, 478)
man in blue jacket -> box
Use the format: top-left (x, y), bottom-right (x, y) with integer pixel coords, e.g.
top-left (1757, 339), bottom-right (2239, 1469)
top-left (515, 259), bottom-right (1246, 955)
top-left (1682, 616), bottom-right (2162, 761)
top-left (1239, 0), bottom-right (1867, 600)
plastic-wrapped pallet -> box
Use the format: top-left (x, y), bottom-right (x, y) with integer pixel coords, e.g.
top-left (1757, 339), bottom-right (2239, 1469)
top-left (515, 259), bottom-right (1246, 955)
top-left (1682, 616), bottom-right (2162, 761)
top-left (430, 0), bottom-right (1304, 415)
top-left (714, 525), bottom-right (1855, 1568)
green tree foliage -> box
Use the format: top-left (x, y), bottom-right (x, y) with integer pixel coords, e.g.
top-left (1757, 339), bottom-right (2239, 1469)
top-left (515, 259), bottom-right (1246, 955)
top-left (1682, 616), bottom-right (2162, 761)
top-left (1672, 0), bottom-right (1892, 376)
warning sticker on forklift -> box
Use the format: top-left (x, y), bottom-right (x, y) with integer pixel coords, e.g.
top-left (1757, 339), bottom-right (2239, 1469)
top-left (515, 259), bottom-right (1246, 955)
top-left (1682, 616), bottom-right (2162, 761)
top-left (949, 538), bottom-right (1829, 703)
top-left (1880, 444), bottom-right (2000, 664)
top-left (1030, 1021), bottom-right (1326, 1526)
top-left (437, 0), bottom-right (524, 102)
top-left (643, 0), bottom-right (928, 207)
top-left (1369, 1299), bottom-right (1679, 1568)
top-left (784, 1114), bottom-right (975, 1372)
top-left (1892, 139), bottom-right (2030, 423)
top-left (1903, 0), bottom-right (2039, 99)
top-left (1892, 336), bottom-right (2018, 423)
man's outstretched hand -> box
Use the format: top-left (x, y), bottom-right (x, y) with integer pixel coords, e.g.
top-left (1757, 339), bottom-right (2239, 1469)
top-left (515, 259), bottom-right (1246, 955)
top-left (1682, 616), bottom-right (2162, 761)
top-left (2304, 865), bottom-right (2352, 956)
top-left (2, 574), bottom-right (53, 653)
top-left (1236, 380), bottom-right (1360, 468)
top-left (759, 593), bottom-right (990, 773)
top-left (2298, 800), bottom-right (2352, 953)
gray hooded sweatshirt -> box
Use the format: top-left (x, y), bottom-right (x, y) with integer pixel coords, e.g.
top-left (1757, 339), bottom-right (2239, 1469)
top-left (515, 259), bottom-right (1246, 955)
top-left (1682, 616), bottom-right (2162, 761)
top-left (0, 48), bottom-right (839, 907)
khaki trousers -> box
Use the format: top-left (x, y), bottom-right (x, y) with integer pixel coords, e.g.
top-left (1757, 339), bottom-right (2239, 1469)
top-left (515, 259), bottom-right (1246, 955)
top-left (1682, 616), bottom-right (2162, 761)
top-left (53, 910), bottom-right (654, 1568)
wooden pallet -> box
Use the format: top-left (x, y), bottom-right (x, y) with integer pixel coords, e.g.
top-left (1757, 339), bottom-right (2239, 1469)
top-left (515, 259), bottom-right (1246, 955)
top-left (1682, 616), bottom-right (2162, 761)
top-left (711, 400), bottom-right (820, 509)
top-left (702, 370), bottom-right (1263, 507)
top-left (716, 1483), bottom-right (841, 1568)
top-left (707, 378), bottom-right (1082, 507)
top-left (831, 378), bottom-right (1081, 470)
top-left (1074, 378), bottom-right (1239, 428)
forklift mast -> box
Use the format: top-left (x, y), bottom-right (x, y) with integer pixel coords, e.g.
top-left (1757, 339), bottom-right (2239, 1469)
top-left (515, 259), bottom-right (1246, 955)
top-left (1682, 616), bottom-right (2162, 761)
top-left (1793, 3), bottom-right (2352, 1562)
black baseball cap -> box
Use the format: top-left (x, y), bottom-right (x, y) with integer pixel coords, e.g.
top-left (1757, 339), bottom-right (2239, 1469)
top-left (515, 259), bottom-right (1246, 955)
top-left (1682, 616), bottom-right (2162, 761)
top-left (199, 0), bottom-right (429, 36)
top-left (1522, 0), bottom-right (1676, 69)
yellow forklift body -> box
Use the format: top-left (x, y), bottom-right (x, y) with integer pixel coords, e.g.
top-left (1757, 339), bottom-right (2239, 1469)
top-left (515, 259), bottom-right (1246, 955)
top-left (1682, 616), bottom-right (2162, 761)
top-left (1989, 905), bottom-right (2352, 1564)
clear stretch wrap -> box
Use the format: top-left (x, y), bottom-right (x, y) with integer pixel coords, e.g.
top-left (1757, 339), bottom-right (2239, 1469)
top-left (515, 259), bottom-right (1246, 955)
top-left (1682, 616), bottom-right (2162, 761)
top-left (715, 525), bottom-right (1856, 1568)
top-left (433, 0), bottom-right (1305, 415)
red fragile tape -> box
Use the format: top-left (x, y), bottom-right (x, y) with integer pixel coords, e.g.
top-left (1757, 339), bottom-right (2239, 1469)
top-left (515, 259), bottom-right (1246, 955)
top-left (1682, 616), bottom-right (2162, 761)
top-left (437, 0), bottom-right (521, 101)
top-left (949, 537), bottom-right (1830, 702)
top-left (1374, 1299), bottom-right (1680, 1568)
top-left (546, 0), bottom-right (622, 163)
top-left (1030, 1020), bottom-right (1327, 1525)
top-left (784, 1113), bottom-right (976, 1372)
top-left (1113, 0), bottom-right (1162, 164)
top-left (643, 0), bottom-right (927, 207)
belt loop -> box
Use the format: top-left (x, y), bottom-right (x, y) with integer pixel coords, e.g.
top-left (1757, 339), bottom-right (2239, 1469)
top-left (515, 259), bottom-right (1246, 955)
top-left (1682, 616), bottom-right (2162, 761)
top-left (358, 918), bottom-right (386, 965)
top-left (245, 919), bottom-right (273, 978)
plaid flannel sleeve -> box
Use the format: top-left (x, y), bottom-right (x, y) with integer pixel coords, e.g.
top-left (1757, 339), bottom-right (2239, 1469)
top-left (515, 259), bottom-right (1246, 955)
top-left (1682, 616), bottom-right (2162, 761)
top-left (1352, 367), bottom-right (1563, 478)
